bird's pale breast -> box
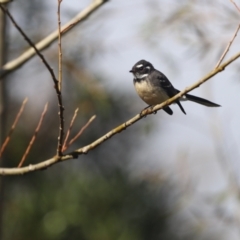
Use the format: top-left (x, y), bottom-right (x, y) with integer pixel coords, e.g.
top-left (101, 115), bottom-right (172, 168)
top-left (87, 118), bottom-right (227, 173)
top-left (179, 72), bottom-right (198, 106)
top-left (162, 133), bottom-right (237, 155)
top-left (134, 80), bottom-right (169, 105)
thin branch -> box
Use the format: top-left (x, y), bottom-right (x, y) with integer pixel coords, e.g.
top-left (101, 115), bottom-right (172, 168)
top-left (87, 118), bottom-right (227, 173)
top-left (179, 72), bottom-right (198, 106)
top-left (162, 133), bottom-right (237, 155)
top-left (230, 0), bottom-right (240, 13)
top-left (64, 115), bottom-right (96, 152)
top-left (0, 50), bottom-right (240, 175)
top-left (57, 0), bottom-right (63, 91)
top-left (0, 4), bottom-right (65, 156)
top-left (0, 0), bottom-right (109, 78)
top-left (56, 0), bottom-right (64, 156)
top-left (62, 108), bottom-right (79, 152)
top-left (215, 24), bottom-right (240, 68)
top-left (0, 98), bottom-right (28, 158)
top-left (17, 103), bottom-right (48, 168)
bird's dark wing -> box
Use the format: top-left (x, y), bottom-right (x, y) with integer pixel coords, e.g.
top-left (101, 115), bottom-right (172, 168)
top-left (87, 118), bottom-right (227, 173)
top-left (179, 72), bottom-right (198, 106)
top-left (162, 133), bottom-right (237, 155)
top-left (155, 71), bottom-right (186, 115)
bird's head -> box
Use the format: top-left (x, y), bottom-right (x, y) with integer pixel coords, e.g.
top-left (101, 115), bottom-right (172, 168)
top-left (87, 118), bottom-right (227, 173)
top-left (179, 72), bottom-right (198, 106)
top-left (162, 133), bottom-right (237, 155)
top-left (130, 60), bottom-right (154, 80)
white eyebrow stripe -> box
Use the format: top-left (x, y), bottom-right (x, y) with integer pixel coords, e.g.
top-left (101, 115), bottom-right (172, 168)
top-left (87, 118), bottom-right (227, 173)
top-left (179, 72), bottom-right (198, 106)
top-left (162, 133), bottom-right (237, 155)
top-left (136, 64), bottom-right (143, 68)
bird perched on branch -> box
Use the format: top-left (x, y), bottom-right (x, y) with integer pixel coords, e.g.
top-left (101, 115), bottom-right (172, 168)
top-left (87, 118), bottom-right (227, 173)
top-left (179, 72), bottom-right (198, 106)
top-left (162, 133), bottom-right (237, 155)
top-left (130, 59), bottom-right (220, 115)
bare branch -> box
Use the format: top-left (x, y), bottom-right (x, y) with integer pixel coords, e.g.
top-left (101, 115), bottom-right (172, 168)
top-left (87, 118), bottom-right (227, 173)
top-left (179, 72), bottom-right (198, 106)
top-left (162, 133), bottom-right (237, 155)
top-left (230, 0), bottom-right (240, 13)
top-left (17, 103), bottom-right (48, 168)
top-left (0, 98), bottom-right (28, 158)
top-left (0, 50), bottom-right (240, 175)
top-left (64, 115), bottom-right (96, 152)
top-left (0, 4), bottom-right (65, 156)
top-left (0, 0), bottom-right (109, 78)
top-left (62, 108), bottom-right (79, 152)
top-left (56, 0), bottom-right (64, 156)
top-left (57, 0), bottom-right (63, 91)
top-left (215, 24), bottom-right (240, 69)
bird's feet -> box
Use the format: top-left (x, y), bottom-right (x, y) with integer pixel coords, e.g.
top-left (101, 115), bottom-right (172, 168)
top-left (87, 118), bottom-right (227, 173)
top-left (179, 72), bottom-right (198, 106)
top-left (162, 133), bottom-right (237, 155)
top-left (140, 105), bottom-right (157, 117)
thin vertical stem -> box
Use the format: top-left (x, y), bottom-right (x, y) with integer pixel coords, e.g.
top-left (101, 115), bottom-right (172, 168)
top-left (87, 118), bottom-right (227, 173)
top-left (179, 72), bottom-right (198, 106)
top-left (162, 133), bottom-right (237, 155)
top-left (57, 0), bottom-right (62, 91)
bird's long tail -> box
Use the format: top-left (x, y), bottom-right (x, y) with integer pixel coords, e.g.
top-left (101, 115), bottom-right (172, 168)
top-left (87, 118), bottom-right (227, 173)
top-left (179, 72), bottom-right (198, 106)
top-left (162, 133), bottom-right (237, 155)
top-left (184, 93), bottom-right (221, 107)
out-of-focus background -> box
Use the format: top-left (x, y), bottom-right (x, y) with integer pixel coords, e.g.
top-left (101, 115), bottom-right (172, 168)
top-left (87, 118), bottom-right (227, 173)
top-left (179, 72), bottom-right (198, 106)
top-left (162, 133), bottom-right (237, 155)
top-left (0, 0), bottom-right (240, 239)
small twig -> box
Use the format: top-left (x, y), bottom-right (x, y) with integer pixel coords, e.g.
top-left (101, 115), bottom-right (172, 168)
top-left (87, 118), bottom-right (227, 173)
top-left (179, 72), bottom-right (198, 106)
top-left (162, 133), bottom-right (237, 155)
top-left (18, 103), bottom-right (48, 168)
top-left (0, 98), bottom-right (28, 158)
top-left (65, 115), bottom-right (96, 151)
top-left (0, 4), bottom-right (65, 156)
top-left (57, 0), bottom-right (63, 91)
top-left (230, 0), bottom-right (240, 13)
top-left (62, 108), bottom-right (79, 152)
top-left (215, 24), bottom-right (240, 69)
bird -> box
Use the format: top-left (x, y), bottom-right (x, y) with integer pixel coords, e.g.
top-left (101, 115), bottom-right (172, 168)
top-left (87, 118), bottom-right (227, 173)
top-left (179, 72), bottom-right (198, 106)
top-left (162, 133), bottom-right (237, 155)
top-left (129, 59), bottom-right (220, 115)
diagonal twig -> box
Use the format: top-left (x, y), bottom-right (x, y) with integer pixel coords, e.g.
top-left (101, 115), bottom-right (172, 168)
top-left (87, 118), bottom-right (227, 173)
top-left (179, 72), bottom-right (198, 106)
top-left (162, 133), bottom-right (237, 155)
top-left (0, 0), bottom-right (109, 78)
top-left (17, 103), bottom-right (48, 168)
top-left (0, 4), bottom-right (65, 156)
top-left (0, 50), bottom-right (240, 175)
top-left (215, 24), bottom-right (240, 69)
top-left (64, 115), bottom-right (96, 152)
top-left (230, 0), bottom-right (240, 13)
top-left (62, 108), bottom-right (79, 152)
top-left (0, 98), bottom-right (28, 158)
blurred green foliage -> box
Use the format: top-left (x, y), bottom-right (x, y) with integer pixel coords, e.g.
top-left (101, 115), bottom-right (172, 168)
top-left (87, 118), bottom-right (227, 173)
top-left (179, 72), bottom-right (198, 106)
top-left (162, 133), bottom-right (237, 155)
top-left (4, 170), bottom-right (185, 240)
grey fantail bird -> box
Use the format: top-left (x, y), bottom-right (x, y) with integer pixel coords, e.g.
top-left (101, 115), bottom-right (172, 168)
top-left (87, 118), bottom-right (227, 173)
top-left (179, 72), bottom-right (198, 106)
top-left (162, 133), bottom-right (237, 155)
top-left (130, 59), bottom-right (220, 115)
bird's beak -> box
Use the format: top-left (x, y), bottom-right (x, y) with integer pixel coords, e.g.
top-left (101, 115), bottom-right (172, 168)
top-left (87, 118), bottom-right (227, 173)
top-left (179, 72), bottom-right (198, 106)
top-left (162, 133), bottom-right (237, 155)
top-left (129, 70), bottom-right (133, 73)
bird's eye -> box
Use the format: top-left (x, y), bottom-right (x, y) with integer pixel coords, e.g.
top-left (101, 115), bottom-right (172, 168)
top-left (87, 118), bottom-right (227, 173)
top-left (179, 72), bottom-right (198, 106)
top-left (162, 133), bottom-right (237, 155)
top-left (139, 66), bottom-right (143, 71)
